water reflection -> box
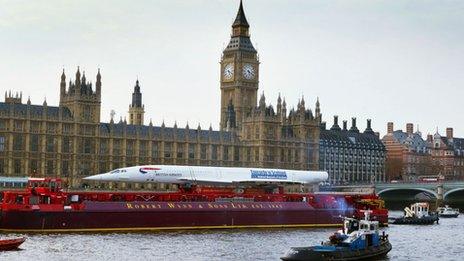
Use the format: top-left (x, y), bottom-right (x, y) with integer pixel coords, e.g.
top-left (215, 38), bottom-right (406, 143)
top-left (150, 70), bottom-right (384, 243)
top-left (1, 212), bottom-right (463, 261)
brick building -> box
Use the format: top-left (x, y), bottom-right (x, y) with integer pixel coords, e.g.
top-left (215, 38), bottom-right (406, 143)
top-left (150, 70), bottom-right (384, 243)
top-left (381, 123), bottom-right (430, 181)
top-left (382, 123), bottom-right (464, 181)
top-left (428, 128), bottom-right (464, 180)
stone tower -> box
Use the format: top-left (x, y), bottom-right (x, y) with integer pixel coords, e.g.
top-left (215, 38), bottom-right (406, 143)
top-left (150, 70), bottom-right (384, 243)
top-left (128, 79), bottom-right (145, 125)
top-left (220, 0), bottom-right (259, 131)
top-left (59, 67), bottom-right (101, 123)
top-left (4, 91), bottom-right (22, 104)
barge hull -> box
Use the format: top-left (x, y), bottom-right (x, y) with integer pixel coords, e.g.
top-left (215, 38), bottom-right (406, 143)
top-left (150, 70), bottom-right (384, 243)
top-left (0, 201), bottom-right (352, 232)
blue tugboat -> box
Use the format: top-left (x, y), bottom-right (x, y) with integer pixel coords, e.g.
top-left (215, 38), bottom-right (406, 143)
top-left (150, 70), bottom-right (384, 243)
top-left (281, 211), bottom-right (391, 261)
top-left (392, 202), bottom-right (439, 225)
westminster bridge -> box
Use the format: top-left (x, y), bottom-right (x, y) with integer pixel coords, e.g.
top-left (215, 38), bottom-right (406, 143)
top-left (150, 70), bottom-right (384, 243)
top-left (321, 182), bottom-right (464, 206)
top-left (375, 182), bottom-right (464, 201)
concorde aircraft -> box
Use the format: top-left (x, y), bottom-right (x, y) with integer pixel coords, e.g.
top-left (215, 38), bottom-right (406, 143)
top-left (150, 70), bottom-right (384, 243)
top-left (83, 165), bottom-right (328, 185)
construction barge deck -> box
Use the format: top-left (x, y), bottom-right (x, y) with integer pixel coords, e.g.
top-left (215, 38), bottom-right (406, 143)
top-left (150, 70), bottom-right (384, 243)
top-left (0, 178), bottom-right (388, 232)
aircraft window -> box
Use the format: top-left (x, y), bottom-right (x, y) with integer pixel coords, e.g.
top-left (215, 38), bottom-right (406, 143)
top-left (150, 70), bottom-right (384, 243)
top-left (110, 170), bottom-right (120, 174)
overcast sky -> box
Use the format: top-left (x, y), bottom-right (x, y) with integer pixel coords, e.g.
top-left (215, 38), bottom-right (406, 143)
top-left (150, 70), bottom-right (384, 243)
top-left (1, 0), bottom-right (463, 137)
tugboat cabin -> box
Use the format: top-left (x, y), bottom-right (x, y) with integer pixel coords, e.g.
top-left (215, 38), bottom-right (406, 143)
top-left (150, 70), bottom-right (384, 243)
top-left (341, 213), bottom-right (381, 250)
top-left (407, 202), bottom-right (430, 218)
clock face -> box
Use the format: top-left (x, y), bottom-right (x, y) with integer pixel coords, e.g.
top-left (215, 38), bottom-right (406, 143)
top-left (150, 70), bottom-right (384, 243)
top-left (242, 64), bottom-right (255, 80)
top-left (223, 63), bottom-right (234, 80)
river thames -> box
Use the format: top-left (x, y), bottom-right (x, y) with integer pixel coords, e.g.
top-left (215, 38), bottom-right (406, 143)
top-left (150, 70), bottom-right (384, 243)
top-left (1, 211), bottom-right (462, 261)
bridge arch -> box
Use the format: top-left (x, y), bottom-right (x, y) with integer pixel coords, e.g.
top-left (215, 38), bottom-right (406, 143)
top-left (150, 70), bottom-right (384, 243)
top-left (444, 188), bottom-right (464, 199)
top-left (377, 188), bottom-right (438, 199)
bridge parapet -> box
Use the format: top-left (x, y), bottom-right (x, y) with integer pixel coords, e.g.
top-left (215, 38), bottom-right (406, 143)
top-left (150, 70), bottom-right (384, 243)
top-left (375, 182), bottom-right (464, 200)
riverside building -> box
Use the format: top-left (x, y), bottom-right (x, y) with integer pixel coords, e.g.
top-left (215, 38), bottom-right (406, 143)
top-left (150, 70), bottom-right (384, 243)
top-left (381, 123), bottom-right (464, 181)
top-left (319, 116), bottom-right (386, 184)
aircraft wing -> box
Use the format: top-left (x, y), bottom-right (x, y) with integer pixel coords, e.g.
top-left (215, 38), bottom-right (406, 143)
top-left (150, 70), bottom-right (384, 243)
top-left (176, 177), bottom-right (232, 185)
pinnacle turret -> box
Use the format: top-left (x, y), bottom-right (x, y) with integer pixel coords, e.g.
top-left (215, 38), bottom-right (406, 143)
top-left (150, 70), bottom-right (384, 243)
top-left (75, 67), bottom-right (81, 85)
top-left (61, 69), bottom-right (66, 81)
top-left (315, 97), bottom-right (321, 120)
top-left (131, 79), bottom-right (143, 108)
top-left (81, 71), bottom-right (86, 84)
top-left (128, 79), bottom-right (145, 125)
top-left (60, 69), bottom-right (66, 94)
top-left (277, 94), bottom-right (282, 115)
top-left (96, 68), bottom-right (102, 95)
top-left (259, 92), bottom-right (266, 108)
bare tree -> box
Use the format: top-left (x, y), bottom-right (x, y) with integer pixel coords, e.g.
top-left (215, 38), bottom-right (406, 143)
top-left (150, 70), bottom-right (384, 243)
top-left (385, 158), bottom-right (403, 181)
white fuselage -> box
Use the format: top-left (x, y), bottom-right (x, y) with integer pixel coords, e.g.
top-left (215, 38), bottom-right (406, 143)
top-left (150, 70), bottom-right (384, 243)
top-left (83, 165), bottom-right (328, 185)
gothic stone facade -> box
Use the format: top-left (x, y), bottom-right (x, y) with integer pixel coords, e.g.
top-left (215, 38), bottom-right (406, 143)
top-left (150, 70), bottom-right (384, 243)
top-left (0, 2), bottom-right (320, 186)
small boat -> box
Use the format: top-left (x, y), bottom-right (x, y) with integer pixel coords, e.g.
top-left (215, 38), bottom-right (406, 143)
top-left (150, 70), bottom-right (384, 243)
top-left (281, 211), bottom-right (391, 261)
top-left (392, 202), bottom-right (439, 225)
top-left (437, 205), bottom-right (460, 218)
top-left (0, 237), bottom-right (26, 251)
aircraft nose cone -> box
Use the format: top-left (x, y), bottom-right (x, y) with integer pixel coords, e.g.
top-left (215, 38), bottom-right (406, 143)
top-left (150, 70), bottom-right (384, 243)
top-left (83, 174), bottom-right (105, 181)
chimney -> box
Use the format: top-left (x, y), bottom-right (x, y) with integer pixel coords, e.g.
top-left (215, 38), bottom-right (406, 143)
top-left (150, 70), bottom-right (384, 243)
top-left (342, 120), bottom-right (347, 131)
top-left (349, 117), bottom-right (359, 132)
top-left (364, 119), bottom-right (374, 134)
top-left (446, 128), bottom-right (453, 140)
top-left (320, 121), bottom-right (327, 130)
top-left (406, 123), bottom-right (413, 135)
top-left (374, 132), bottom-right (380, 138)
top-left (427, 134), bottom-right (433, 143)
top-left (330, 115), bottom-right (341, 131)
top-left (387, 122), bottom-right (394, 134)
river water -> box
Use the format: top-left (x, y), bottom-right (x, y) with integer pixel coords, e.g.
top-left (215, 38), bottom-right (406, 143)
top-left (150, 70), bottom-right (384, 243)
top-left (1, 211), bottom-right (463, 261)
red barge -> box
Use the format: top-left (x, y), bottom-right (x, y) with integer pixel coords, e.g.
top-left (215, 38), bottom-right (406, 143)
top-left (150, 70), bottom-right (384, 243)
top-left (0, 178), bottom-right (387, 232)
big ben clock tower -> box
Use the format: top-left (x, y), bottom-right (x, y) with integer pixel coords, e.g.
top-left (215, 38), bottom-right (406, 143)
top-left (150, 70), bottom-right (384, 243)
top-left (220, 0), bottom-right (259, 131)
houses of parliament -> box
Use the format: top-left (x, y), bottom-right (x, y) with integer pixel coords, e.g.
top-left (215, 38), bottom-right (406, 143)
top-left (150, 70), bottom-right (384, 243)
top-left (0, 2), bottom-right (322, 186)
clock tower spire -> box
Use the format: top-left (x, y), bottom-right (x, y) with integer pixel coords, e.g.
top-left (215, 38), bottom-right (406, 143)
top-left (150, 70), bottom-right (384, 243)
top-left (220, 0), bottom-right (259, 131)
top-left (232, 0), bottom-right (249, 36)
